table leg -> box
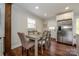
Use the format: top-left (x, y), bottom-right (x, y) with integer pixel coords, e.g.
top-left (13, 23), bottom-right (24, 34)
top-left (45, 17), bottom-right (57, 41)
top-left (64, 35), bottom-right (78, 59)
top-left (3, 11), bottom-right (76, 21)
top-left (35, 39), bottom-right (38, 56)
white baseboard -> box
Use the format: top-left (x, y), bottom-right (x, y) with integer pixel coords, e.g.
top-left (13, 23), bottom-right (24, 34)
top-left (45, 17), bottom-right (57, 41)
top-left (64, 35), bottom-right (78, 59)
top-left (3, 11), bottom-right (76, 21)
top-left (0, 52), bottom-right (3, 56)
top-left (11, 42), bottom-right (21, 49)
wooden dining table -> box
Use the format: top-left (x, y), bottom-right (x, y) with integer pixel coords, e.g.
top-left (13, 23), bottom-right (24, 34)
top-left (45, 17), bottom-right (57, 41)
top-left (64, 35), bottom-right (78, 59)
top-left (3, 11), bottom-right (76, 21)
top-left (28, 34), bottom-right (42, 56)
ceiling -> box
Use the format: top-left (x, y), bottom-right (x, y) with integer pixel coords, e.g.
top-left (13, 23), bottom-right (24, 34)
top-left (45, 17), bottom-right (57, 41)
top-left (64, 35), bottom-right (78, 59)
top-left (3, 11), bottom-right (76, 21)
top-left (16, 3), bottom-right (79, 20)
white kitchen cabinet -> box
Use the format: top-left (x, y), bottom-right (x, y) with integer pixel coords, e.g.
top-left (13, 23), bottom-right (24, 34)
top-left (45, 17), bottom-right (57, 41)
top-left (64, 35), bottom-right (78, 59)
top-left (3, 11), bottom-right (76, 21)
top-left (56, 12), bottom-right (73, 21)
top-left (56, 14), bottom-right (63, 20)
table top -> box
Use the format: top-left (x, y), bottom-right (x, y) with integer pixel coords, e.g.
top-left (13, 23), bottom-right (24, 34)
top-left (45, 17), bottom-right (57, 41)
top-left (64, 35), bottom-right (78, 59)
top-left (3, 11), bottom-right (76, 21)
top-left (29, 35), bottom-right (42, 40)
top-left (29, 34), bottom-right (42, 40)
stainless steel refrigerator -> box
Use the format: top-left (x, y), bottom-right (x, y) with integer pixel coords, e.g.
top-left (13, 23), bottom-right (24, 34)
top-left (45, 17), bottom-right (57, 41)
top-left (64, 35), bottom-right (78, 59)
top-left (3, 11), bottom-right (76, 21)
top-left (57, 19), bottom-right (73, 45)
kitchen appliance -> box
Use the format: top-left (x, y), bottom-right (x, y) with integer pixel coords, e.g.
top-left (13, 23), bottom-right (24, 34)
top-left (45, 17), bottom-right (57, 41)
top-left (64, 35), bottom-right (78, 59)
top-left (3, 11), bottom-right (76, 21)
top-left (57, 19), bottom-right (73, 45)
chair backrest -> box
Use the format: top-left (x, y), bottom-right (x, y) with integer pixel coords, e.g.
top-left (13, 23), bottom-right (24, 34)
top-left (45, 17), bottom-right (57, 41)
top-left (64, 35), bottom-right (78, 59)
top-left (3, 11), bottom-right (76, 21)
top-left (42, 31), bottom-right (51, 41)
top-left (17, 32), bottom-right (29, 45)
top-left (41, 31), bottom-right (47, 40)
top-left (43, 31), bottom-right (47, 36)
top-left (28, 31), bottom-right (34, 35)
top-left (47, 31), bottom-right (51, 37)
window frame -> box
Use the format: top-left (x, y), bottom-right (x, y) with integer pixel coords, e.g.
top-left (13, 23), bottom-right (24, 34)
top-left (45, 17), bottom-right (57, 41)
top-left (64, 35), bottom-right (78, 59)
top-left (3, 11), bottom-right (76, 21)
top-left (27, 17), bottom-right (36, 29)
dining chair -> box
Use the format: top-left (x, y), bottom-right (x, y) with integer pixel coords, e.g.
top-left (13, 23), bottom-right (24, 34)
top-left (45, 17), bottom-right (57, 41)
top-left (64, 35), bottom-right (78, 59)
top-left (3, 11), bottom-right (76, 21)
top-left (38, 31), bottom-right (51, 54)
top-left (17, 32), bottom-right (35, 56)
top-left (39, 35), bottom-right (47, 54)
top-left (46, 31), bottom-right (51, 46)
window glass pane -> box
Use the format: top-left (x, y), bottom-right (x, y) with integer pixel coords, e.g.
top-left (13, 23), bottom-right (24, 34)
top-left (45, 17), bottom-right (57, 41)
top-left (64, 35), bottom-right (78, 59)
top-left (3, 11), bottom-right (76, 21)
top-left (27, 17), bottom-right (36, 29)
top-left (28, 23), bottom-right (35, 28)
top-left (27, 18), bottom-right (35, 24)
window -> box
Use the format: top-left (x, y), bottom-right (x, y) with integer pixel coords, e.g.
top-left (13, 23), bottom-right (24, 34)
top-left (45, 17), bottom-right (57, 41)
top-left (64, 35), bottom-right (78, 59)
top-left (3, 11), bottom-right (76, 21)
top-left (27, 17), bottom-right (36, 29)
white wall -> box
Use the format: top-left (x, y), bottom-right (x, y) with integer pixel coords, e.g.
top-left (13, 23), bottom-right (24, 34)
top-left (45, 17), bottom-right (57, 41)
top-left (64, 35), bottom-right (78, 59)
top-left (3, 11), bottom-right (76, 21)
top-left (74, 13), bottom-right (79, 55)
top-left (12, 4), bottom-right (43, 49)
top-left (72, 13), bottom-right (77, 45)
top-left (75, 34), bottom-right (79, 55)
top-left (42, 20), bottom-right (48, 31)
top-left (36, 18), bottom-right (43, 33)
top-left (73, 13), bottom-right (79, 35)
top-left (45, 17), bottom-right (57, 39)
top-left (0, 3), bottom-right (5, 56)
top-left (72, 12), bottom-right (79, 45)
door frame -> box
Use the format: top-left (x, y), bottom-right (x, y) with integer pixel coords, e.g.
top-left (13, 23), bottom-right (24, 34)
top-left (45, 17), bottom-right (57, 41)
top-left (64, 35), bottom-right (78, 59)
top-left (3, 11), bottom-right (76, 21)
top-left (4, 3), bottom-right (12, 55)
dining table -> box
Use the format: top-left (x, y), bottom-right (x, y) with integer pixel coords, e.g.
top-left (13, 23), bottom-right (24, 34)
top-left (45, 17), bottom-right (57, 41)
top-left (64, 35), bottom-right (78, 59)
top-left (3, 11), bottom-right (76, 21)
top-left (28, 34), bottom-right (42, 56)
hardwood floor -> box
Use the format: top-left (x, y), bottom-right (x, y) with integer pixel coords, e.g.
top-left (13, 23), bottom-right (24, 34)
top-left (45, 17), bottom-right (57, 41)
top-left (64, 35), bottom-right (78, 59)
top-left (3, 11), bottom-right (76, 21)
top-left (6, 40), bottom-right (77, 56)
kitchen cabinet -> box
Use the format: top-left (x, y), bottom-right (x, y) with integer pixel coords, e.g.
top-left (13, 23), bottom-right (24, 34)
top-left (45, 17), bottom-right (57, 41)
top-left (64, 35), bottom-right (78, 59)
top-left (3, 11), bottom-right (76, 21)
top-left (56, 12), bottom-right (73, 21)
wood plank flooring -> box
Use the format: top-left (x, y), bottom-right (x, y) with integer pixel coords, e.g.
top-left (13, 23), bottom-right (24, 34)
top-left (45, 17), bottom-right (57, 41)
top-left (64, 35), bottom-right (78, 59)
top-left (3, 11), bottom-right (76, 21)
top-left (5, 40), bottom-right (77, 56)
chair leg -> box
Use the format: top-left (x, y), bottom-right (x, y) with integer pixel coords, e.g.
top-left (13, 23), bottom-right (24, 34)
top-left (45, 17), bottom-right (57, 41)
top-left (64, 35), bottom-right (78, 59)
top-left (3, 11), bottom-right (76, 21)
top-left (22, 47), bottom-right (24, 56)
top-left (26, 49), bottom-right (29, 56)
top-left (44, 40), bottom-right (47, 50)
top-left (41, 45), bottom-right (43, 55)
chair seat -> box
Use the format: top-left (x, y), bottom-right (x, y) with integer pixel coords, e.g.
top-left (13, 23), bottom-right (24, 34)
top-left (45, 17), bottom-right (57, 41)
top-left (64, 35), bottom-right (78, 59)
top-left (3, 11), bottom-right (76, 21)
top-left (22, 41), bottom-right (34, 49)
